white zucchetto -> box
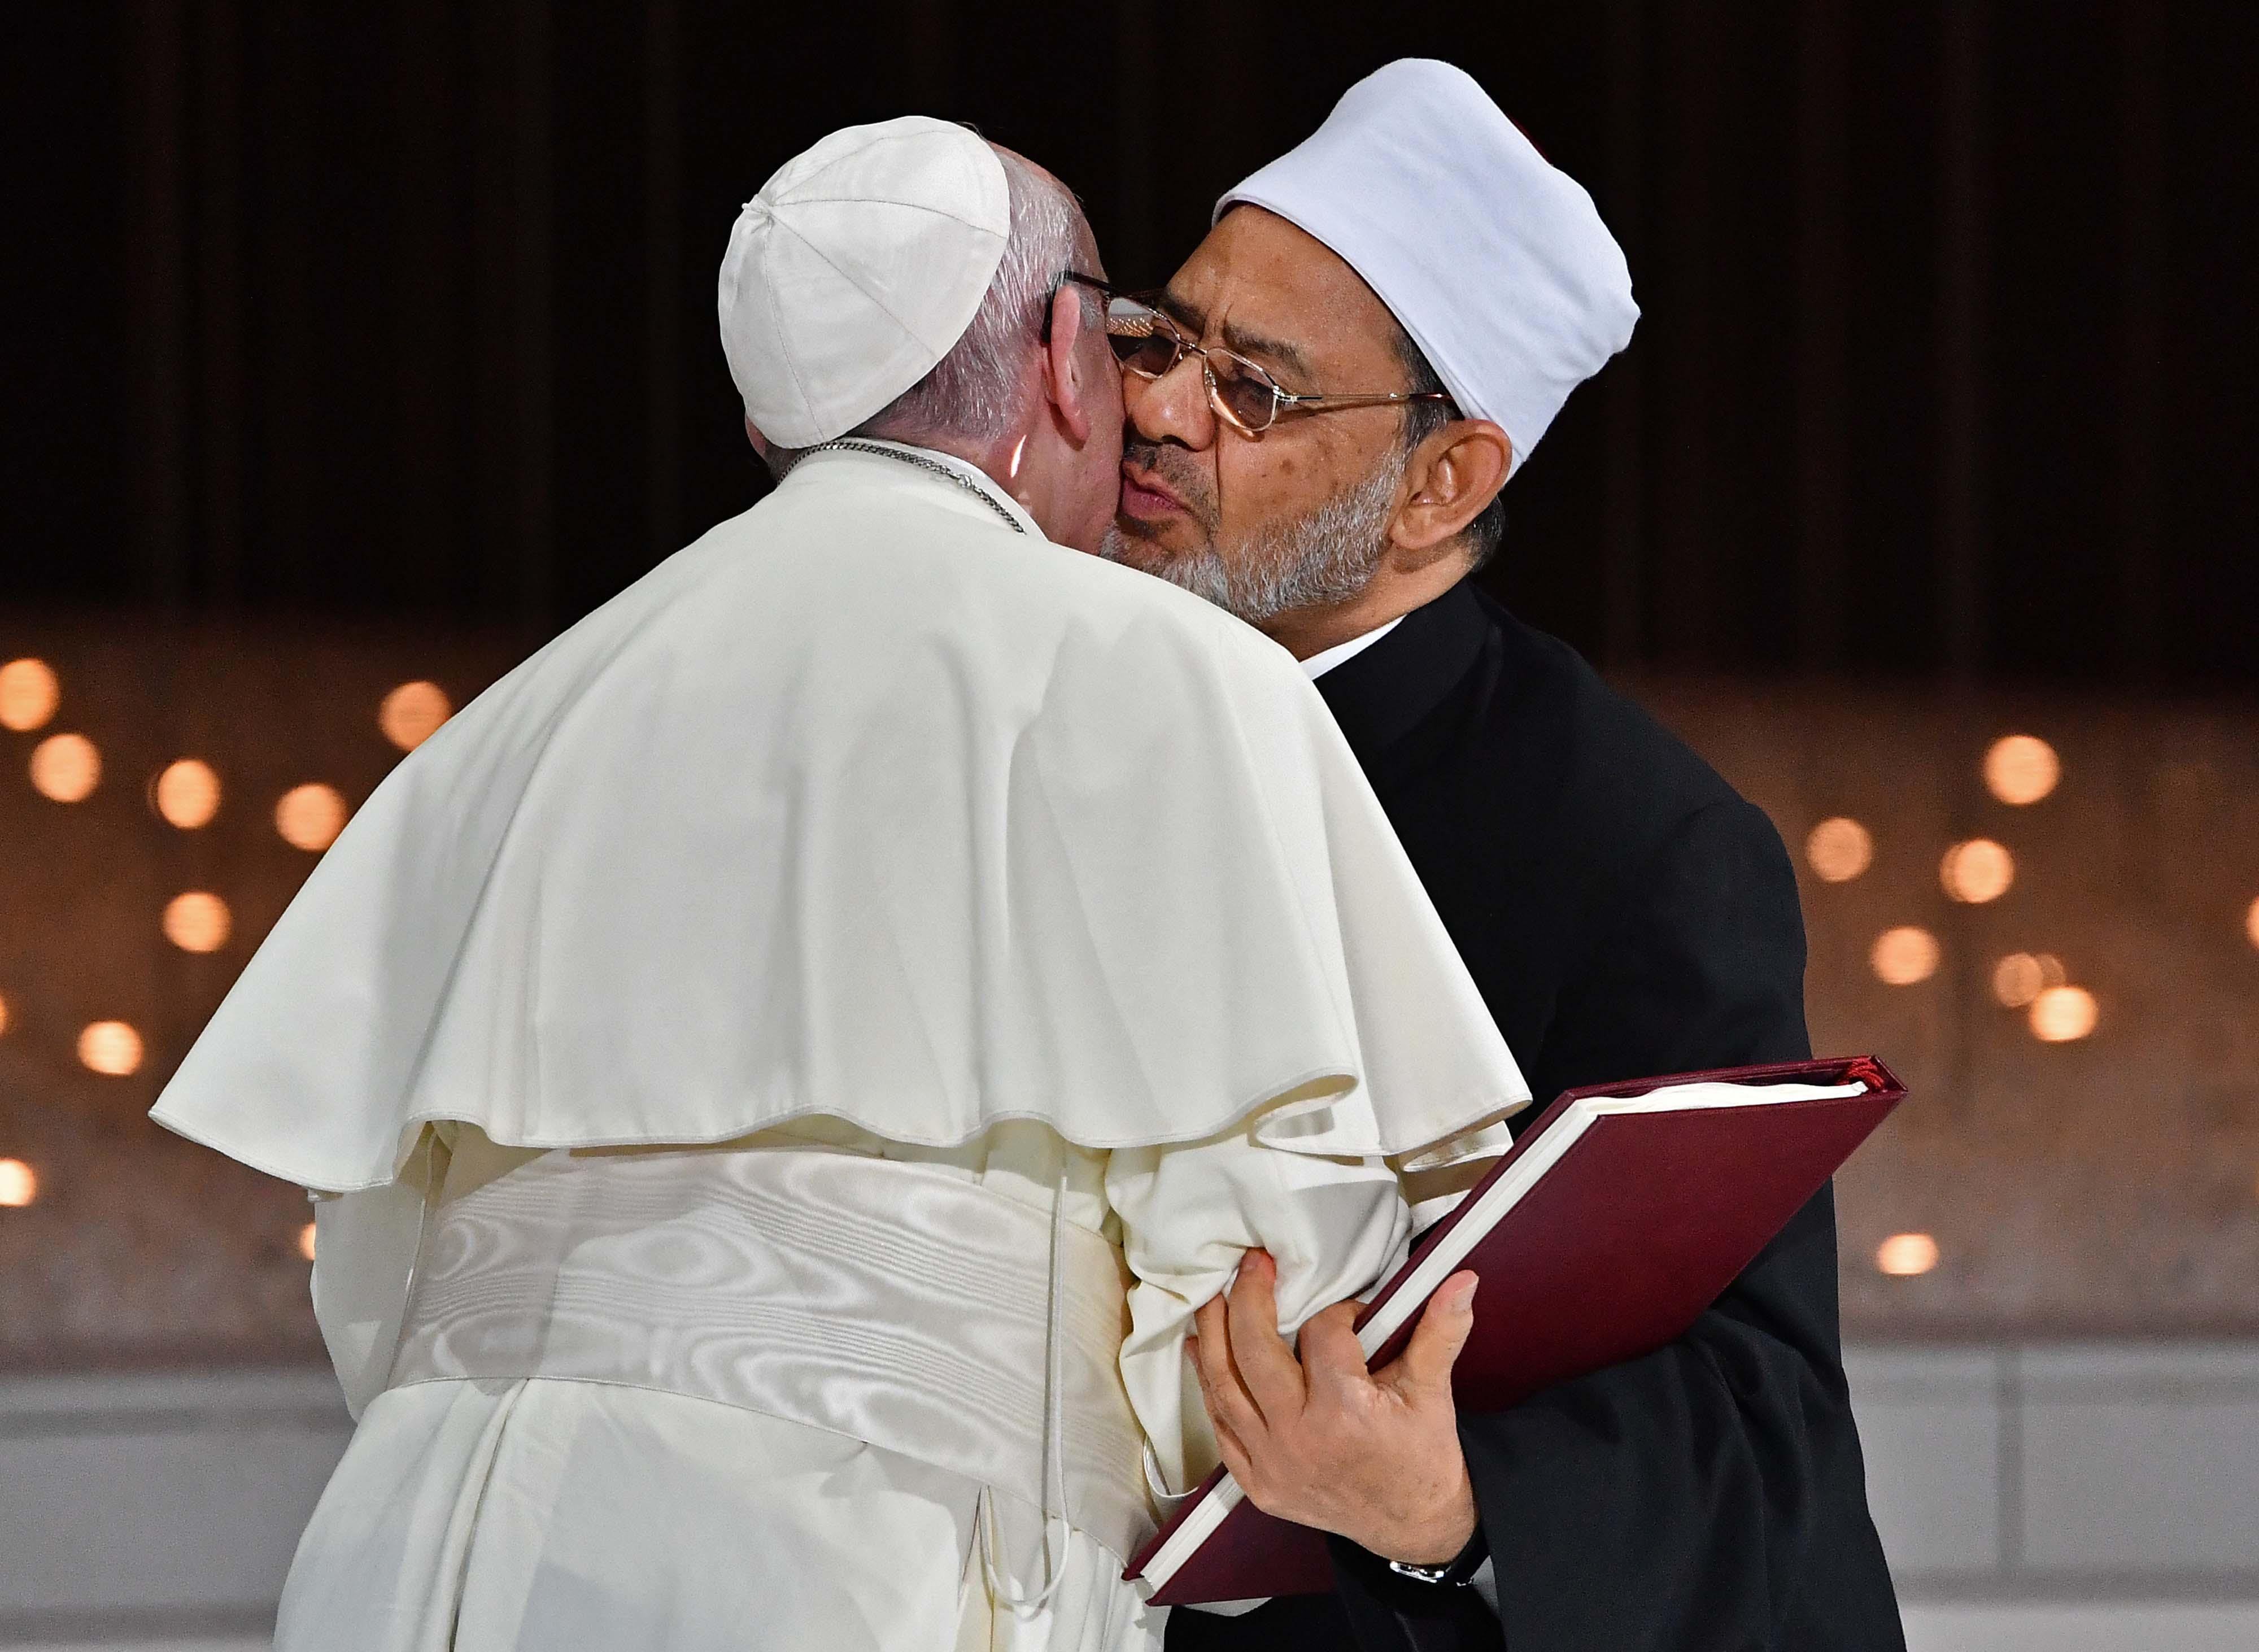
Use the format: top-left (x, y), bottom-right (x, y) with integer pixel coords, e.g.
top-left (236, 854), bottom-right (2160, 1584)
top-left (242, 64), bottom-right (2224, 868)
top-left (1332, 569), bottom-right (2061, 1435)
top-left (718, 116), bottom-right (1009, 447)
top-left (1217, 59), bottom-right (1638, 477)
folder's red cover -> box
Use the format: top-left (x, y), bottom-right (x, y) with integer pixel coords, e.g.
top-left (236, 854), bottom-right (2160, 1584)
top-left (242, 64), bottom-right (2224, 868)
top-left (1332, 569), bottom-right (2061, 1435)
top-left (1128, 1054), bottom-right (1904, 1605)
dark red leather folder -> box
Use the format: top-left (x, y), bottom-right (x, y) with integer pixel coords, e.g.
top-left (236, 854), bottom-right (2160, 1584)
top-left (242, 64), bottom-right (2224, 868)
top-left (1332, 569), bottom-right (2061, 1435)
top-left (1128, 1054), bottom-right (1904, 1605)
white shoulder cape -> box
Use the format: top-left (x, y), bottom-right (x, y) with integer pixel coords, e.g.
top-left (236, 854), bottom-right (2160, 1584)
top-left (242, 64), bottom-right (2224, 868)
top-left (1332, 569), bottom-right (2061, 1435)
top-left (152, 445), bottom-right (1529, 1192)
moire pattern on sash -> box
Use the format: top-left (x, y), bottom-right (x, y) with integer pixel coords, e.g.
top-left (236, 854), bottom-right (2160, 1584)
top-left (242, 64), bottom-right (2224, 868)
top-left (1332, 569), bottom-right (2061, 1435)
top-left (387, 1143), bottom-right (1155, 1564)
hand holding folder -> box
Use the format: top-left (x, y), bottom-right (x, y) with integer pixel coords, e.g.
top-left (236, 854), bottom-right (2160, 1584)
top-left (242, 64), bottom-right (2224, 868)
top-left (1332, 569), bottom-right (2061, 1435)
top-left (1184, 1248), bottom-right (1485, 1577)
top-left (1130, 1054), bottom-right (1907, 1605)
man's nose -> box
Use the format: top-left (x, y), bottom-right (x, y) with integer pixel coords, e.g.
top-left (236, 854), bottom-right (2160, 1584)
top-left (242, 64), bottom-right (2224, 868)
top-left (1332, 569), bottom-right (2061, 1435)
top-left (1124, 356), bottom-right (1215, 452)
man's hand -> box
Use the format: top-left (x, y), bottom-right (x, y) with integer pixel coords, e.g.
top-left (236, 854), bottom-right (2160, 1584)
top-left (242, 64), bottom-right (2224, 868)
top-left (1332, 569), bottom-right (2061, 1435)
top-left (1187, 1249), bottom-right (1481, 1566)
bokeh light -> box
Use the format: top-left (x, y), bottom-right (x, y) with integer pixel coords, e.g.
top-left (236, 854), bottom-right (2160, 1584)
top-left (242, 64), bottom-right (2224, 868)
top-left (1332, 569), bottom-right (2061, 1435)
top-left (298, 1222), bottom-right (318, 1262)
top-left (0, 992), bottom-right (10, 1036)
top-left (163, 892), bottom-right (233, 954)
top-left (1985, 734), bottom-right (2060, 805)
top-left (2247, 897), bottom-right (2259, 951)
top-left (275, 783), bottom-right (348, 851)
top-left (0, 658), bottom-right (60, 732)
top-left (152, 759), bottom-right (222, 829)
top-left (1805, 817), bottom-right (1873, 883)
top-left (1942, 838), bottom-right (2016, 904)
top-left (1992, 953), bottom-right (2044, 1008)
top-left (30, 733), bottom-right (101, 802)
top-left (0, 1158), bottom-right (36, 1209)
top-left (2031, 986), bottom-right (2099, 1043)
top-left (380, 681), bottom-right (452, 752)
top-left (1871, 926), bottom-right (1941, 986)
top-left (77, 1021), bottom-right (144, 1076)
top-left (1877, 1233), bottom-right (1940, 1276)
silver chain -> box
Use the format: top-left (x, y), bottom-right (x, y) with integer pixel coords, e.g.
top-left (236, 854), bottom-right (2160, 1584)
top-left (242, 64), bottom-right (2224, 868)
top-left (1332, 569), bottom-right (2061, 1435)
top-left (802, 439), bottom-right (1026, 535)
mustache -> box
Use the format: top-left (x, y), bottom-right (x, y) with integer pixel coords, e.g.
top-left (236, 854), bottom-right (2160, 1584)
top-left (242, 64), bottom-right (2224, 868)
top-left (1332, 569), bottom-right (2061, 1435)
top-left (1121, 438), bottom-right (1217, 528)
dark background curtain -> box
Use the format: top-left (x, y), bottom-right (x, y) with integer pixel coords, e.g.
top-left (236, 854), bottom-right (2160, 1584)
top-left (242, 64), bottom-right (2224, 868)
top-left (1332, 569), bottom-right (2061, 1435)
top-left (8, 1), bottom-right (2253, 687)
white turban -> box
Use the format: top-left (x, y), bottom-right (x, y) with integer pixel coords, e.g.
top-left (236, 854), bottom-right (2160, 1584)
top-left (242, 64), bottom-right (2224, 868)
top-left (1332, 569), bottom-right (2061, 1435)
top-left (1217, 59), bottom-right (1637, 477)
top-left (718, 116), bottom-right (1009, 448)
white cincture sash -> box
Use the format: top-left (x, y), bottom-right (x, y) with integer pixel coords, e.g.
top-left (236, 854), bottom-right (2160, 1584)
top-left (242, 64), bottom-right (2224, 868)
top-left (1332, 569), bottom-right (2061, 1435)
top-left (387, 1145), bottom-right (1155, 1565)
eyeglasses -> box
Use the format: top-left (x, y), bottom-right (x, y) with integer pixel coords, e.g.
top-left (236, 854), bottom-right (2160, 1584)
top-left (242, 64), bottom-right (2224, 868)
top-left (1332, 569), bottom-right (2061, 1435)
top-left (1043, 271), bottom-right (1119, 344)
top-left (1097, 288), bottom-right (1453, 437)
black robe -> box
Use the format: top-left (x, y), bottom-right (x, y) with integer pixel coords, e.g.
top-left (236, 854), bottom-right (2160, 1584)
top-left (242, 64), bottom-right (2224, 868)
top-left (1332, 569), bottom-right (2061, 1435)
top-left (1166, 581), bottom-right (1902, 1652)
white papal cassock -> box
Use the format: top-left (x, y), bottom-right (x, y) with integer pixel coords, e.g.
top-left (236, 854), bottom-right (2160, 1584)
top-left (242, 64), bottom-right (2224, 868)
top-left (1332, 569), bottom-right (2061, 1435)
top-left (152, 442), bottom-right (1529, 1651)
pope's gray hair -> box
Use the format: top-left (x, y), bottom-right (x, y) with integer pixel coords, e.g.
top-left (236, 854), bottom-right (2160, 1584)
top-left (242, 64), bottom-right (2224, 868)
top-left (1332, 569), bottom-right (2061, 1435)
top-left (855, 144), bottom-right (1088, 448)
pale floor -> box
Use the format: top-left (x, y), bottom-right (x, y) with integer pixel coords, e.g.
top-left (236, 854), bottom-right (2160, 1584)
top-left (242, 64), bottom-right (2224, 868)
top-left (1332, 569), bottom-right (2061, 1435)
top-left (1902, 1602), bottom-right (2259, 1652)
top-left (7, 1348), bottom-right (2258, 1650)
top-left (18, 1604), bottom-right (2259, 1652)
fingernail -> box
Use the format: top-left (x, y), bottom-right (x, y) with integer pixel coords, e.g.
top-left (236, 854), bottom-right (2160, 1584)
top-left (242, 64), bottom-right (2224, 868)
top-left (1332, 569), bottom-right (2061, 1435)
top-left (1456, 1278), bottom-right (1479, 1311)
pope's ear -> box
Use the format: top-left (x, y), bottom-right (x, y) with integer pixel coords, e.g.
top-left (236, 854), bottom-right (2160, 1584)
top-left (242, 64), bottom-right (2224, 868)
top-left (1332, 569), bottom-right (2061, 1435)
top-left (1040, 285), bottom-right (1097, 446)
top-left (743, 418), bottom-right (773, 463)
top-left (1392, 420), bottom-right (1511, 560)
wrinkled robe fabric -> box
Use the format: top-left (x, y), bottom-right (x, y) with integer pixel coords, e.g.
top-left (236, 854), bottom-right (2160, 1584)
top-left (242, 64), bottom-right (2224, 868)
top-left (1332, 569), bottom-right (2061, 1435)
top-left (152, 444), bottom-right (1527, 1196)
top-left (156, 448), bottom-right (1532, 1650)
top-left (281, 1115), bottom-right (1416, 1651)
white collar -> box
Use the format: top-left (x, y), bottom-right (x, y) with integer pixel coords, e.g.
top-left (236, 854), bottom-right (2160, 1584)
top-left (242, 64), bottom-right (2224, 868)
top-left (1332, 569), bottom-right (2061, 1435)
top-left (1301, 617), bottom-right (1405, 680)
top-left (795, 438), bottom-right (1044, 540)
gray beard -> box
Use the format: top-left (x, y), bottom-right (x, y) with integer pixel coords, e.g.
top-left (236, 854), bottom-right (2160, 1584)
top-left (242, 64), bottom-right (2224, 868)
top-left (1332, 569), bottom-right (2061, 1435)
top-left (1100, 461), bottom-right (1399, 626)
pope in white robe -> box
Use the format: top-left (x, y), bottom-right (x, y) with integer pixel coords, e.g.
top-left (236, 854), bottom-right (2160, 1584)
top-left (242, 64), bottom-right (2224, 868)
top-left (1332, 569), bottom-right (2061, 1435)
top-left (150, 118), bottom-right (1528, 1651)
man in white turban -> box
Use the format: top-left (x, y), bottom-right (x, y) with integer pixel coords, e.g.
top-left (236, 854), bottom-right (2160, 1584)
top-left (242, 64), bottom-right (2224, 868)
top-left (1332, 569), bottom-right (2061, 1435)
top-left (1103, 60), bottom-right (1903, 1652)
top-left (151, 115), bottom-right (1528, 1651)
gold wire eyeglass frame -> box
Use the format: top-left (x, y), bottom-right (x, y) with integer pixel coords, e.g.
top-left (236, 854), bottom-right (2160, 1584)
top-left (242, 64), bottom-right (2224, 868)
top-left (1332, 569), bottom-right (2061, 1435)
top-left (1054, 272), bottom-right (1452, 438)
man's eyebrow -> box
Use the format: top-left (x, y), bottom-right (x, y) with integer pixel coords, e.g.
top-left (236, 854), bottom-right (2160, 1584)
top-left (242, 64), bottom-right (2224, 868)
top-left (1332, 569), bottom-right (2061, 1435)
top-left (1158, 287), bottom-right (1317, 383)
